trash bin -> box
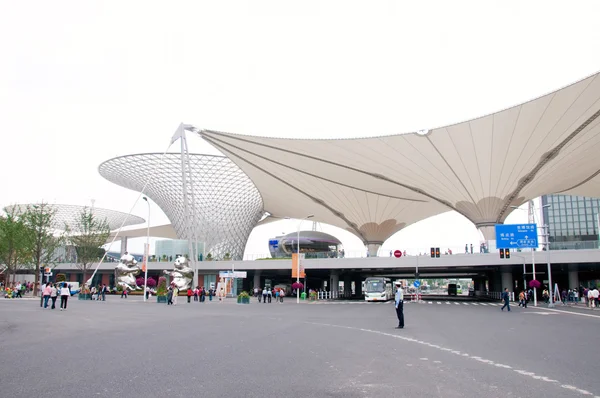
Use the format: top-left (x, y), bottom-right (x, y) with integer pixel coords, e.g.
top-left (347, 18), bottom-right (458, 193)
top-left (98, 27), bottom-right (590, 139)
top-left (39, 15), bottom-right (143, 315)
top-left (301, 292), bottom-right (307, 300)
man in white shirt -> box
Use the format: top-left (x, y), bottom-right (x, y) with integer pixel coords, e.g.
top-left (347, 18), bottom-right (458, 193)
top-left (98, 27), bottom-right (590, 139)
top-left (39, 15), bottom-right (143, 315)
top-left (592, 288), bottom-right (599, 308)
top-left (394, 281), bottom-right (404, 329)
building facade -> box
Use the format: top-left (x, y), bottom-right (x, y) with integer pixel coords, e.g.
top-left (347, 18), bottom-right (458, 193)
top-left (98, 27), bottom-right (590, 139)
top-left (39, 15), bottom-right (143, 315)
top-left (541, 194), bottom-right (600, 250)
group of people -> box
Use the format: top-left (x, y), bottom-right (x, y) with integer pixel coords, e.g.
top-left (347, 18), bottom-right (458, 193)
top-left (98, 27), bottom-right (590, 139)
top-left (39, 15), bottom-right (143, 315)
top-left (90, 285), bottom-right (109, 301)
top-left (254, 287), bottom-right (285, 303)
top-left (186, 286), bottom-right (215, 303)
top-left (1, 281), bottom-right (32, 298)
top-left (41, 282), bottom-right (72, 310)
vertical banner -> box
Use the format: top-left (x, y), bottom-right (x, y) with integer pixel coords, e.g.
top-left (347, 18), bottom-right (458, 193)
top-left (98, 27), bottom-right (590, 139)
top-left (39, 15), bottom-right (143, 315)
top-left (291, 253), bottom-right (306, 278)
top-left (142, 243), bottom-right (149, 272)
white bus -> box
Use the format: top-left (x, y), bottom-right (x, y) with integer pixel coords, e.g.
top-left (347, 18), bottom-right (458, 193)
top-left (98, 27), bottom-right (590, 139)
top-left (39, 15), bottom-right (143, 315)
top-left (364, 277), bottom-right (393, 302)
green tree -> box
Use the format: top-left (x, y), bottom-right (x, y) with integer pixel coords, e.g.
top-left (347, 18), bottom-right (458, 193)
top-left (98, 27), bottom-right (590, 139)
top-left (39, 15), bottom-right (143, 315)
top-left (21, 203), bottom-right (64, 295)
top-left (0, 207), bottom-right (34, 285)
top-left (69, 207), bottom-right (110, 287)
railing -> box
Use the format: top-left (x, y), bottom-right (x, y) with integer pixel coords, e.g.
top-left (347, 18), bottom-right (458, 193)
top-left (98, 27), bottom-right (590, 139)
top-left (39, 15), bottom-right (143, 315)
top-left (475, 290), bottom-right (515, 301)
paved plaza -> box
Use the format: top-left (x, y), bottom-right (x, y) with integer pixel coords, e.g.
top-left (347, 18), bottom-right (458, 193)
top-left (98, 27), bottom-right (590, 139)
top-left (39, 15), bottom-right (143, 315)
top-left (0, 297), bottom-right (598, 397)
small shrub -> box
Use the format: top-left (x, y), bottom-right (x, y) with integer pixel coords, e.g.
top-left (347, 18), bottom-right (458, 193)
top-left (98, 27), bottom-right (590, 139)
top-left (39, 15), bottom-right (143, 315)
top-left (146, 278), bottom-right (157, 288)
top-left (157, 276), bottom-right (167, 297)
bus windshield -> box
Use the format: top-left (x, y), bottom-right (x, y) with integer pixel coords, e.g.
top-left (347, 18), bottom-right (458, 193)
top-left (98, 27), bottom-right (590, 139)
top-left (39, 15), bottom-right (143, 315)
top-left (366, 280), bottom-right (385, 293)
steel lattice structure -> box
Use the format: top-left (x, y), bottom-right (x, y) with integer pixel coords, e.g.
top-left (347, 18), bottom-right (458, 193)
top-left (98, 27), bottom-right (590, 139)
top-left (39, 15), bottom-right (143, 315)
top-left (5, 204), bottom-right (145, 231)
top-left (98, 153), bottom-right (264, 261)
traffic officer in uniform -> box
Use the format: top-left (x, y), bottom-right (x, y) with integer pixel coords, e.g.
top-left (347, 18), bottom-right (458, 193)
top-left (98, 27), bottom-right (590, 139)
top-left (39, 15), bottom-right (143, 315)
top-left (394, 281), bottom-right (404, 329)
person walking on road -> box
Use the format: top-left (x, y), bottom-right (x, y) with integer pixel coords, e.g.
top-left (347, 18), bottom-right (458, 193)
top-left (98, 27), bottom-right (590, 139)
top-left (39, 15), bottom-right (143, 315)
top-left (394, 281), bottom-right (404, 329)
top-left (59, 283), bottom-right (70, 311)
top-left (501, 288), bottom-right (511, 312)
top-left (50, 284), bottom-right (58, 309)
top-left (42, 284), bottom-right (51, 308)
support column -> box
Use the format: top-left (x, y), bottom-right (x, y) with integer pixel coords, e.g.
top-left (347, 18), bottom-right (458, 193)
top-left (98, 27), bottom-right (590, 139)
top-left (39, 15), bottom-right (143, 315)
top-left (343, 274), bottom-right (352, 297)
top-left (330, 270), bottom-right (339, 297)
top-left (568, 264), bottom-right (579, 290)
top-left (120, 237), bottom-right (128, 256)
top-left (501, 266), bottom-right (513, 294)
top-left (476, 223), bottom-right (497, 252)
top-left (253, 271), bottom-right (261, 290)
top-left (355, 277), bottom-right (362, 297)
top-left (365, 242), bottom-right (382, 257)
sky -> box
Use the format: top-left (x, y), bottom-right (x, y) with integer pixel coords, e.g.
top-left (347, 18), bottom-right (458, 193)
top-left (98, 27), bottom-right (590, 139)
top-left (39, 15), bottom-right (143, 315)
top-left (2, 0), bottom-right (600, 258)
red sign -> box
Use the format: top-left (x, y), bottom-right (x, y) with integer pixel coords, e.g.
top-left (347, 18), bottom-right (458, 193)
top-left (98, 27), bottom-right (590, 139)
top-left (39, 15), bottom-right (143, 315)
top-left (394, 250), bottom-right (402, 258)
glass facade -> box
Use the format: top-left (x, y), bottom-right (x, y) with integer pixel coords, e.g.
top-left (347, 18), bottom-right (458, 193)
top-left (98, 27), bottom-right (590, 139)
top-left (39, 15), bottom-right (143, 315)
top-left (541, 195), bottom-right (600, 249)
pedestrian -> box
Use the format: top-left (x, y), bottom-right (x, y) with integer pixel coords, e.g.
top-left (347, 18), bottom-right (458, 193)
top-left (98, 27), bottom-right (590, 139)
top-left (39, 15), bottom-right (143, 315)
top-left (275, 289), bottom-right (280, 303)
top-left (60, 283), bottom-right (70, 311)
top-left (470, 243), bottom-right (473, 254)
top-left (187, 288), bottom-right (192, 303)
top-left (42, 283), bottom-right (51, 308)
top-left (167, 286), bottom-right (173, 305)
top-left (262, 287), bottom-right (267, 304)
top-left (101, 284), bottom-right (107, 301)
top-left (280, 289), bottom-right (285, 303)
top-left (592, 287), bottom-right (599, 308)
top-left (208, 287), bottom-right (214, 301)
top-left (518, 291), bottom-right (525, 307)
top-left (267, 288), bottom-right (272, 303)
top-left (501, 288), bottom-right (511, 312)
top-left (394, 281), bottom-right (404, 329)
top-left (50, 284), bottom-right (58, 309)
top-left (91, 285), bottom-right (97, 300)
top-left (193, 287), bottom-right (199, 302)
top-left (465, 244), bottom-right (468, 254)
top-left (173, 286), bottom-right (179, 305)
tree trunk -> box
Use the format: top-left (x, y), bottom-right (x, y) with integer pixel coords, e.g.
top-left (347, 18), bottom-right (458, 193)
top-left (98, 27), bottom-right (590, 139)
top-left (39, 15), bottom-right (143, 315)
top-left (82, 269), bottom-right (87, 288)
top-left (33, 267), bottom-right (40, 296)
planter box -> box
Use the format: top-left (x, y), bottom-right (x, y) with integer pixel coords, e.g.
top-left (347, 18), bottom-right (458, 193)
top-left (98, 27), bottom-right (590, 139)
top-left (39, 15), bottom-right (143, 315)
top-left (156, 296), bottom-right (168, 303)
top-left (237, 297), bottom-right (250, 304)
top-left (78, 294), bottom-right (92, 300)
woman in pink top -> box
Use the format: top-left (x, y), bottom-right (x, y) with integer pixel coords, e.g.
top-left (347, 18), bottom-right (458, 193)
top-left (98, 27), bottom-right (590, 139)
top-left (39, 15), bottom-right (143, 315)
top-left (42, 284), bottom-right (52, 308)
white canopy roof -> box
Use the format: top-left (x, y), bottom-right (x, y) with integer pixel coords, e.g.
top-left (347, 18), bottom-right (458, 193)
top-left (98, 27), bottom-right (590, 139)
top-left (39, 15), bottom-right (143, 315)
top-left (197, 71), bottom-right (600, 243)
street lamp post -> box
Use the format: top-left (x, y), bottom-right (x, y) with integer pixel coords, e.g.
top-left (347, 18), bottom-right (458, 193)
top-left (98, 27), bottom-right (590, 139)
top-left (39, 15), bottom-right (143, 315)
top-left (142, 197), bottom-right (151, 302)
top-left (296, 215), bottom-right (313, 304)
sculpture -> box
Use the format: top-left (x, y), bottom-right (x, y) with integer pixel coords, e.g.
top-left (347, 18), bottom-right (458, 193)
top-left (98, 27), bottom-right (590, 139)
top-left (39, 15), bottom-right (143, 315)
top-left (115, 253), bottom-right (141, 291)
top-left (163, 256), bottom-right (193, 291)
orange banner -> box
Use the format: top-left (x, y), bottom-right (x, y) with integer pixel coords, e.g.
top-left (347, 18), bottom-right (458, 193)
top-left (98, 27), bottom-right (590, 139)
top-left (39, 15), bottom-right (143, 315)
top-left (291, 253), bottom-right (306, 278)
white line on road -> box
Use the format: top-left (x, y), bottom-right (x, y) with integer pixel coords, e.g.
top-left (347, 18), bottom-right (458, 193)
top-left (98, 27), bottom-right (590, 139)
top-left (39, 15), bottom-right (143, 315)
top-left (437, 302), bottom-right (442, 304)
top-left (541, 308), bottom-right (600, 319)
top-left (455, 302), bottom-right (460, 305)
top-left (306, 321), bottom-right (596, 397)
top-left (480, 303), bottom-right (487, 306)
top-left (463, 303), bottom-right (469, 305)
top-left (471, 303), bottom-right (479, 306)
top-left (428, 302), bottom-right (433, 304)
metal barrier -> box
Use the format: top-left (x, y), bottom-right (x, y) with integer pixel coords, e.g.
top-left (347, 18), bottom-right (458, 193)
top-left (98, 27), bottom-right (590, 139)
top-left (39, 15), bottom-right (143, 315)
top-left (475, 290), bottom-right (515, 301)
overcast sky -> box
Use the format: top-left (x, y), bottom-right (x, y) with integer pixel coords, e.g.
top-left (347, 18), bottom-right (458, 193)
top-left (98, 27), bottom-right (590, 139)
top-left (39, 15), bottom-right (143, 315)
top-left (2, 0), bottom-right (600, 258)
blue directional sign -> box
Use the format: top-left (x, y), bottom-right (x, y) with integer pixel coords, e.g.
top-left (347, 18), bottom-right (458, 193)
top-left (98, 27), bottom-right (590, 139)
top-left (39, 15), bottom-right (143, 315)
top-left (413, 280), bottom-right (421, 288)
top-left (495, 224), bottom-right (538, 249)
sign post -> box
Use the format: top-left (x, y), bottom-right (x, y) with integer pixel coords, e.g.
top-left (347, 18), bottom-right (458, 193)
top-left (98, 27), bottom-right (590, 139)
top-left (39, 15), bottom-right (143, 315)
top-left (495, 224), bottom-right (538, 306)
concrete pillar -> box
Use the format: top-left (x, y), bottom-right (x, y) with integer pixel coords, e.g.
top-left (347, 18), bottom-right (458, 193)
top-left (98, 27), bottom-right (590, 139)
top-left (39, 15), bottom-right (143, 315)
top-left (120, 237), bottom-right (128, 256)
top-left (501, 266), bottom-right (513, 293)
top-left (330, 270), bottom-right (339, 296)
top-left (568, 265), bottom-right (579, 290)
top-left (355, 277), bottom-right (362, 296)
top-left (476, 224), bottom-right (497, 252)
top-left (343, 274), bottom-right (352, 297)
top-left (365, 242), bottom-right (382, 257)
top-left (253, 271), bottom-right (261, 289)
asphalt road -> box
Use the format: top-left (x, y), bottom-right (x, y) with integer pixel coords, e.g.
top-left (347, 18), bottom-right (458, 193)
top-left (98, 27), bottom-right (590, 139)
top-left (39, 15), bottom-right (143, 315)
top-left (0, 297), bottom-right (598, 398)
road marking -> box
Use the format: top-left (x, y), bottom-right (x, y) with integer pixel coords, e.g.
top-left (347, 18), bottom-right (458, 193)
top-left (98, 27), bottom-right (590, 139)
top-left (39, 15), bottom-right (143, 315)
top-left (445, 302), bottom-right (450, 305)
top-left (542, 308), bottom-right (600, 319)
top-left (471, 303), bottom-right (479, 306)
top-left (419, 358), bottom-right (428, 361)
top-left (480, 303), bottom-right (487, 306)
top-left (306, 321), bottom-right (596, 397)
top-left (463, 303), bottom-right (469, 305)
top-left (428, 302), bottom-right (433, 305)
top-left (437, 302), bottom-right (442, 304)
top-left (455, 302), bottom-right (460, 305)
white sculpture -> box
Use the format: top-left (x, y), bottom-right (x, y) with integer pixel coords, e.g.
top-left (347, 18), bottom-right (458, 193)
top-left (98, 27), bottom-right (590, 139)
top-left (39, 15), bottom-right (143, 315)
top-left (115, 253), bottom-right (141, 291)
top-left (163, 256), bottom-right (193, 291)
